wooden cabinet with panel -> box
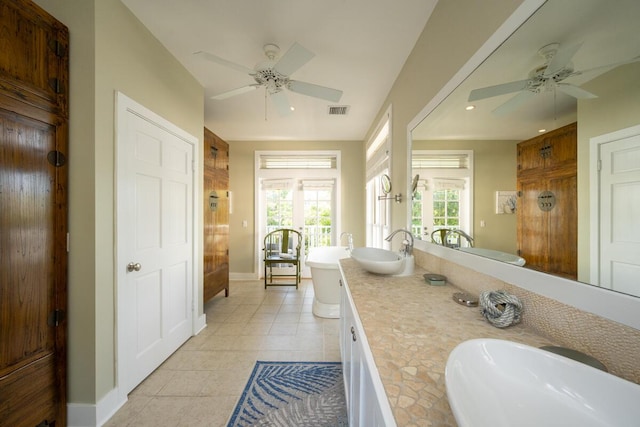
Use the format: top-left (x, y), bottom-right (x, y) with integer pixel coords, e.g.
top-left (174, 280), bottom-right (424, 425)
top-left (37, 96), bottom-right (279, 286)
top-left (203, 128), bottom-right (229, 302)
top-left (517, 122), bottom-right (577, 279)
top-left (0, 1), bottom-right (69, 425)
top-left (517, 122), bottom-right (577, 173)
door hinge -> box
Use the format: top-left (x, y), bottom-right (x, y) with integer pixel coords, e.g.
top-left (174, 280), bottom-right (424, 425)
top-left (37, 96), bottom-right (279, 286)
top-left (48, 39), bottom-right (66, 57)
top-left (597, 159), bottom-right (602, 171)
top-left (48, 78), bottom-right (63, 94)
top-left (48, 309), bottom-right (66, 327)
top-left (66, 232), bottom-right (70, 252)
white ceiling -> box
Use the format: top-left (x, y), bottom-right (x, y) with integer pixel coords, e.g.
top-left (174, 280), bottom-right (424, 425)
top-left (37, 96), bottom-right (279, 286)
top-left (412, 0), bottom-right (640, 142)
top-left (120, 0), bottom-right (437, 141)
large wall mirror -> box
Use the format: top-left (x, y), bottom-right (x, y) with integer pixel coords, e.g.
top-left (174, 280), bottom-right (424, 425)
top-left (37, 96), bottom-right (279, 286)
top-left (410, 0), bottom-right (640, 300)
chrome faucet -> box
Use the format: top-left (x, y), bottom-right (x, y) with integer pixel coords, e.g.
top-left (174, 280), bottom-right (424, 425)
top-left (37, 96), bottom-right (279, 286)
top-left (340, 232), bottom-right (354, 251)
top-left (385, 229), bottom-right (414, 257)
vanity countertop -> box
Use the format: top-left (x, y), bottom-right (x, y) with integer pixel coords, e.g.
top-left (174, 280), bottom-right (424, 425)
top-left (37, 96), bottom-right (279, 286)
top-left (339, 257), bottom-right (555, 426)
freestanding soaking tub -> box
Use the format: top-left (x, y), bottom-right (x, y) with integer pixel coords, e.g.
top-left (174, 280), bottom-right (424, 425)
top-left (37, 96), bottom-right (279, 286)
top-left (306, 246), bottom-right (351, 318)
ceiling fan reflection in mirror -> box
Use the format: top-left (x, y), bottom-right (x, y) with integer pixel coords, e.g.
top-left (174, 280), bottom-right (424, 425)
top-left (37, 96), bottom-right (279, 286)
top-left (195, 42), bottom-right (343, 117)
top-left (468, 42), bottom-right (640, 116)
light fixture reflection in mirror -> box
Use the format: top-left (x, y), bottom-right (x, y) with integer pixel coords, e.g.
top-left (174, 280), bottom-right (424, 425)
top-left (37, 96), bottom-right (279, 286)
top-left (408, 0), bottom-right (640, 297)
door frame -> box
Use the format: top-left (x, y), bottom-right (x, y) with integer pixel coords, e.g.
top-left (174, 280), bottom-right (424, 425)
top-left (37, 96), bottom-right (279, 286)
top-left (114, 92), bottom-right (200, 401)
top-left (254, 150), bottom-right (341, 279)
top-left (589, 123), bottom-right (640, 285)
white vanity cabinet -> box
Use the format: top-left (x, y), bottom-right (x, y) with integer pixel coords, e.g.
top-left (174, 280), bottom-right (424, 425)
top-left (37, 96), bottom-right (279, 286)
top-left (339, 275), bottom-right (397, 427)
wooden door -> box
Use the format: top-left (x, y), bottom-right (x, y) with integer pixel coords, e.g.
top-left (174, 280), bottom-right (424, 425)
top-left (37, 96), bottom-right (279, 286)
top-left (544, 122), bottom-right (577, 170)
top-left (517, 123), bottom-right (577, 279)
top-left (0, 1), bottom-right (68, 425)
top-left (547, 173), bottom-right (578, 279)
top-left (517, 177), bottom-right (548, 271)
top-left (203, 128), bottom-right (229, 302)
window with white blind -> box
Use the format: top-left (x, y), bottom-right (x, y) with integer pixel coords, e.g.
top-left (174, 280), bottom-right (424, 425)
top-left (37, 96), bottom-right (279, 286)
top-left (411, 150), bottom-right (473, 242)
top-left (256, 151), bottom-right (340, 278)
top-left (365, 107), bottom-right (392, 248)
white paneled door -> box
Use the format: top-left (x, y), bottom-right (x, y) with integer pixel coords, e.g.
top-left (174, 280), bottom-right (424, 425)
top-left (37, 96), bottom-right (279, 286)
top-left (598, 129), bottom-right (640, 296)
top-left (116, 93), bottom-right (196, 396)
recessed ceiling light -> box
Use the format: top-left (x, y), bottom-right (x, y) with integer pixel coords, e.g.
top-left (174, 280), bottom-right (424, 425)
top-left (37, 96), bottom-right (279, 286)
top-left (538, 128), bottom-right (546, 133)
top-left (465, 105), bottom-right (475, 111)
top-left (290, 106), bottom-right (295, 111)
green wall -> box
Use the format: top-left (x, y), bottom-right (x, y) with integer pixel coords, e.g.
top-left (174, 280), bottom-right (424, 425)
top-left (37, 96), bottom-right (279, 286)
top-left (35, 0), bottom-right (203, 406)
top-left (228, 140), bottom-right (364, 274)
top-left (413, 139), bottom-right (519, 253)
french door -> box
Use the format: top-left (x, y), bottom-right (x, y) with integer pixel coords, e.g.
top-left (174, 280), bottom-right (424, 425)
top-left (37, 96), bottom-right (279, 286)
top-left (257, 151), bottom-right (340, 278)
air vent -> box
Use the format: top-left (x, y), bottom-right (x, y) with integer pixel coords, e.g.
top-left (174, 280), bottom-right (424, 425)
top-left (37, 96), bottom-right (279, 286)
top-left (328, 105), bottom-right (349, 115)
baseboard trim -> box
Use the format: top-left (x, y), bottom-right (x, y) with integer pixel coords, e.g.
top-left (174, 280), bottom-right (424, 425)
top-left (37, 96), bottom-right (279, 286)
top-left (229, 272), bottom-right (258, 280)
top-left (67, 387), bottom-right (126, 427)
top-left (194, 312), bottom-right (207, 335)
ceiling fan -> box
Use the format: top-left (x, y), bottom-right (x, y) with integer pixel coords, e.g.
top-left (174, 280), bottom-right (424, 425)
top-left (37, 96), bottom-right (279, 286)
top-left (195, 42), bottom-right (343, 116)
top-left (468, 42), bottom-right (638, 116)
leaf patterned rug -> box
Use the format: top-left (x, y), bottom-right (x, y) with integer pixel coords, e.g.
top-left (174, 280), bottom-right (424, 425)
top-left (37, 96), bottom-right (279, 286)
top-left (227, 361), bottom-right (348, 427)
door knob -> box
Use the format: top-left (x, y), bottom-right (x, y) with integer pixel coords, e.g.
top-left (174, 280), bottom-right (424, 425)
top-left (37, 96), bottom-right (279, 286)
top-left (127, 262), bottom-right (142, 272)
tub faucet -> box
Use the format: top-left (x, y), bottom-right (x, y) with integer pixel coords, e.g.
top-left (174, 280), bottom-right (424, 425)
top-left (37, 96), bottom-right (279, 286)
top-left (340, 232), bottom-right (354, 251)
top-left (385, 229), bottom-right (414, 257)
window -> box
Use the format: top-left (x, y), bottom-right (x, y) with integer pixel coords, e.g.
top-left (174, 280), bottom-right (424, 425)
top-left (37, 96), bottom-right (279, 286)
top-left (365, 107), bottom-right (392, 248)
top-left (412, 150), bottom-right (473, 241)
top-left (256, 151), bottom-right (340, 277)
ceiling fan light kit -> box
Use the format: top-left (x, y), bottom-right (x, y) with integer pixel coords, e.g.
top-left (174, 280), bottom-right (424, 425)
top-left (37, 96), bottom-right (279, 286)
top-left (196, 42), bottom-right (343, 116)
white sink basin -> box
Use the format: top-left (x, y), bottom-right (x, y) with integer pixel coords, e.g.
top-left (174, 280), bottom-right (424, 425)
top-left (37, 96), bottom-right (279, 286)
top-left (445, 339), bottom-right (640, 427)
top-left (350, 247), bottom-right (405, 275)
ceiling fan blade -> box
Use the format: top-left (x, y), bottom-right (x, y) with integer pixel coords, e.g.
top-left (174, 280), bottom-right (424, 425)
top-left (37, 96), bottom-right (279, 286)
top-left (571, 55), bottom-right (640, 77)
top-left (273, 43), bottom-right (315, 76)
top-left (194, 50), bottom-right (255, 75)
top-left (211, 84), bottom-right (260, 100)
top-left (544, 42), bottom-right (583, 77)
top-left (270, 90), bottom-right (293, 116)
top-left (468, 79), bottom-right (531, 102)
top-left (287, 80), bottom-right (343, 102)
top-left (556, 83), bottom-right (597, 99)
top-left (492, 90), bottom-right (537, 116)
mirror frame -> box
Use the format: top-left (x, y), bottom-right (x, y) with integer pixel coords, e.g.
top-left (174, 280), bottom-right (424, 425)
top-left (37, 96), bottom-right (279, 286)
top-left (406, 0), bottom-right (640, 330)
top-left (381, 174), bottom-right (392, 194)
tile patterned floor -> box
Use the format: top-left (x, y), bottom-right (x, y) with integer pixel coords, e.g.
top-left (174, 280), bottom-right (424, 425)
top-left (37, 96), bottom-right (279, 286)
top-left (105, 279), bottom-right (341, 426)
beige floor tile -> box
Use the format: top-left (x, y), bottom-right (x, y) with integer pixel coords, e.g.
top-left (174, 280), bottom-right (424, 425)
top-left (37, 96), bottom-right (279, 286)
top-left (241, 321), bottom-right (274, 335)
top-left (156, 370), bottom-right (211, 396)
top-left (107, 279), bottom-right (342, 425)
top-left (273, 312), bottom-right (300, 323)
top-left (296, 322), bottom-right (324, 335)
top-left (212, 321), bottom-right (250, 336)
top-left (103, 394), bottom-right (153, 427)
top-left (130, 369), bottom-right (175, 396)
top-left (268, 322), bottom-right (298, 335)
